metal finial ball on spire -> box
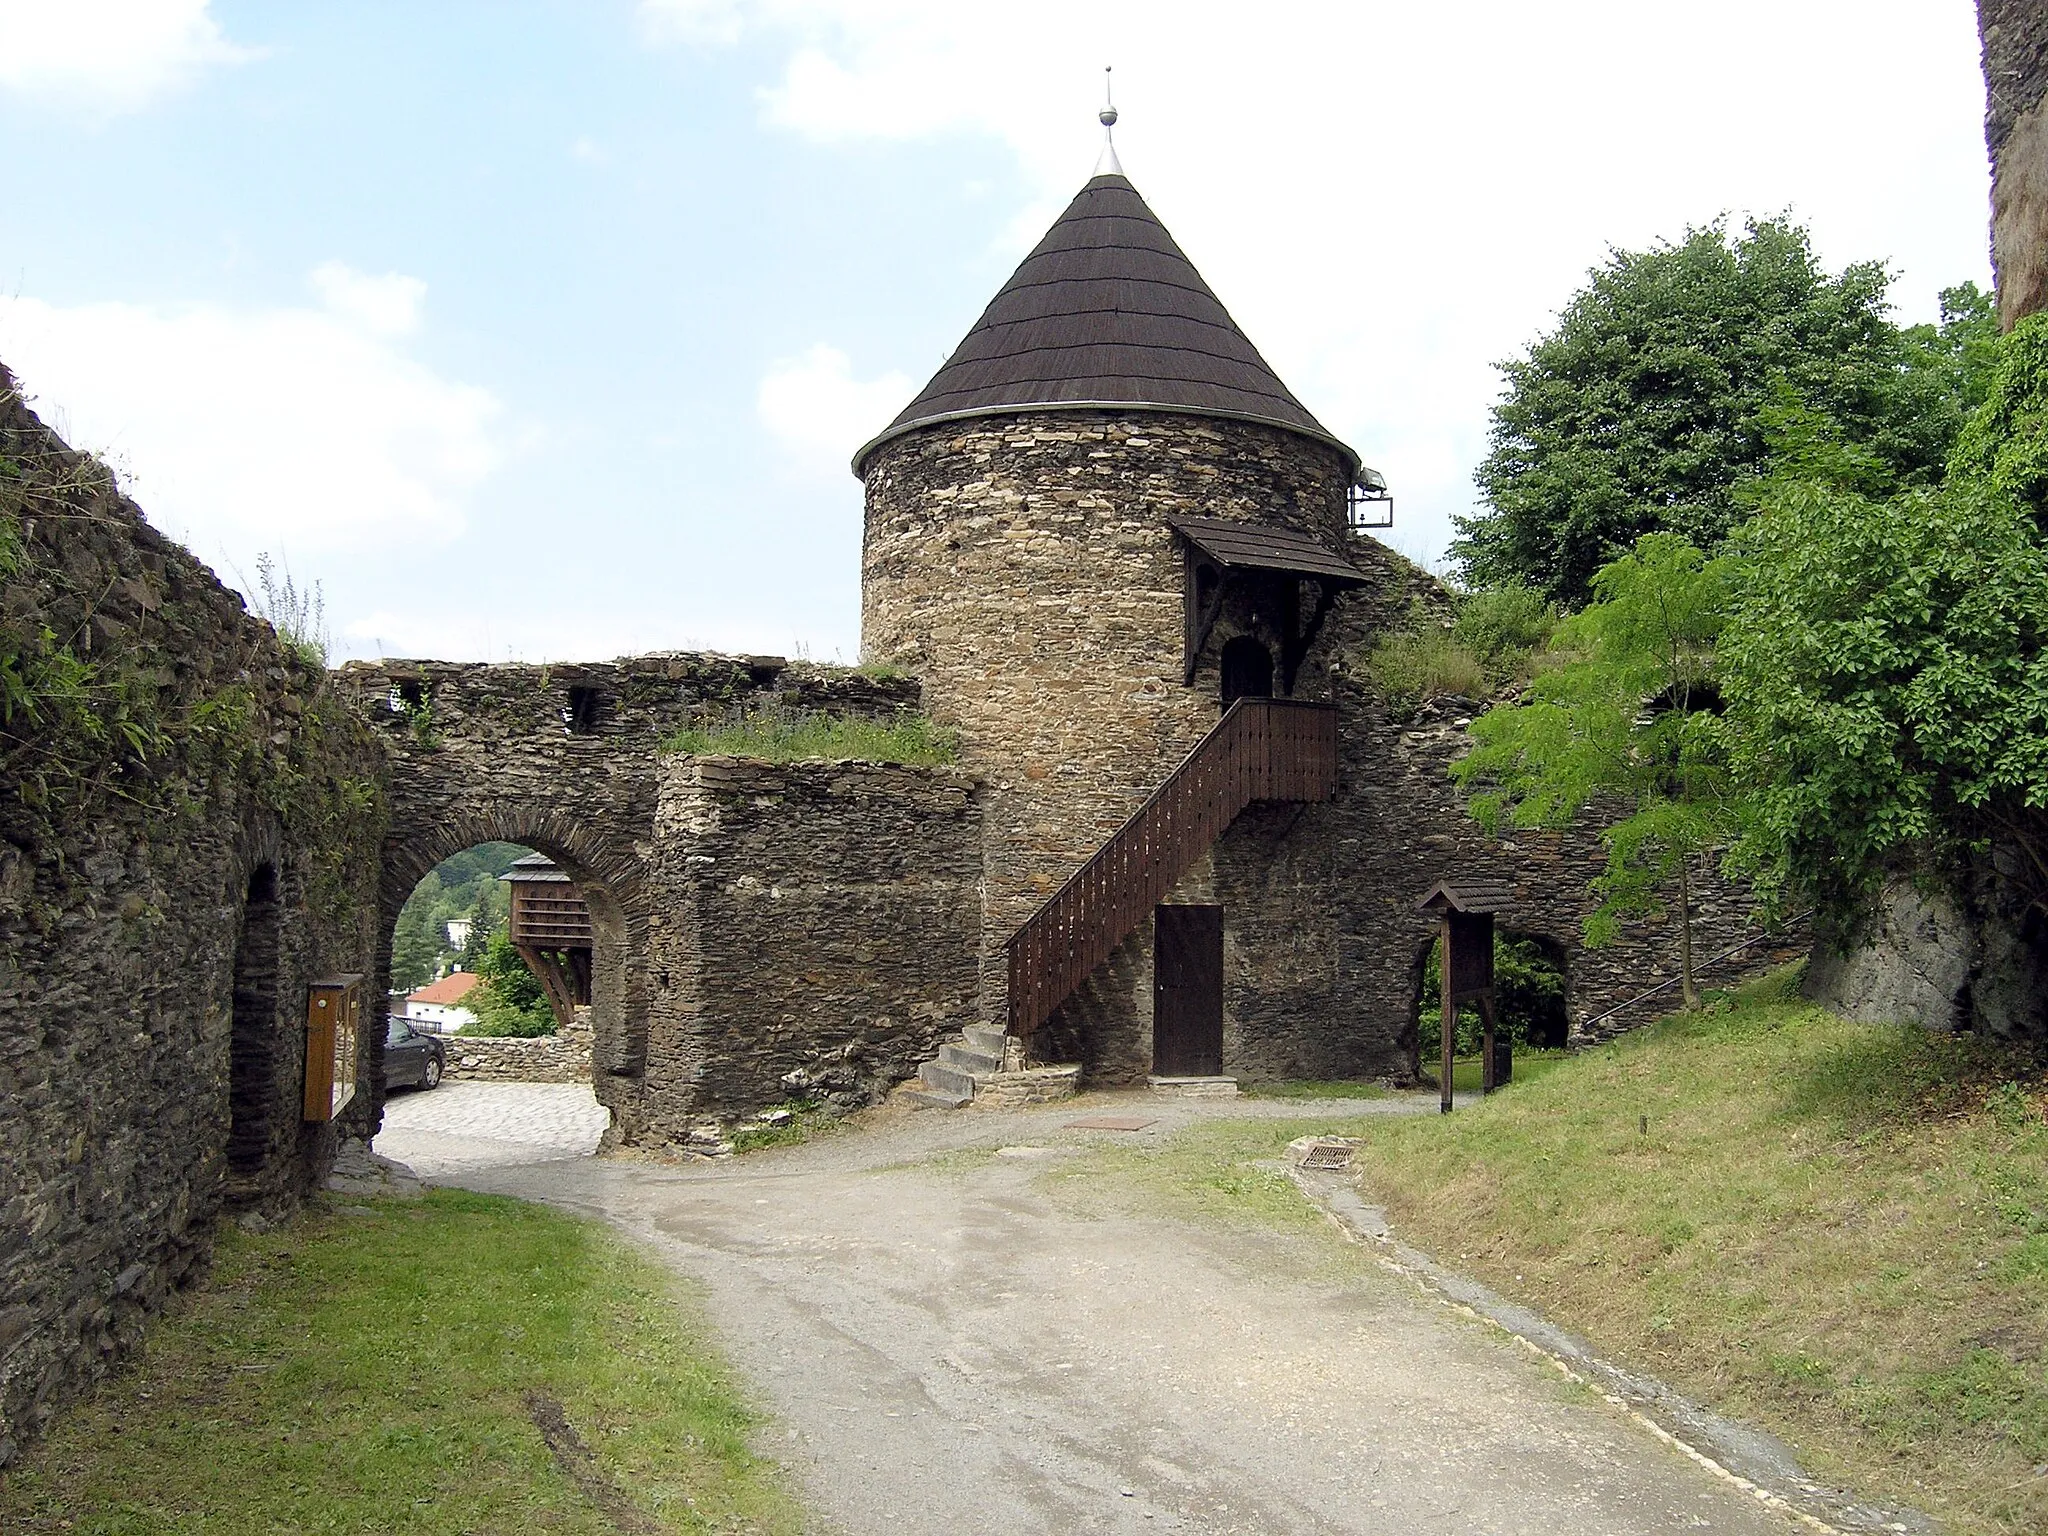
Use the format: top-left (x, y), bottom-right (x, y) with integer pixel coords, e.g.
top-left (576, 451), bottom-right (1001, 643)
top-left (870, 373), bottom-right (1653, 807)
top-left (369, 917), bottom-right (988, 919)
top-left (1100, 105), bottom-right (1118, 128)
top-left (1100, 64), bottom-right (1116, 128)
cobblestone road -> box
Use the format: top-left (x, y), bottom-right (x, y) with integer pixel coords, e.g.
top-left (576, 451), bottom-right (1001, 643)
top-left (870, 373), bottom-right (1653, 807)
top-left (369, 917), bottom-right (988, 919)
top-left (373, 1081), bottom-right (609, 1177)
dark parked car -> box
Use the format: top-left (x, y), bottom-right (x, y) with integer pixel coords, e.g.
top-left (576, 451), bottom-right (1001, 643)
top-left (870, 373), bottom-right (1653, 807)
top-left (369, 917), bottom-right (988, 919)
top-left (384, 1017), bottom-right (446, 1090)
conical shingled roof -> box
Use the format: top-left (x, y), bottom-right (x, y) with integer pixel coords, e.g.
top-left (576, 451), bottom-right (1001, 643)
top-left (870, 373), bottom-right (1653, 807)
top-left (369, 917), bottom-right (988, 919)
top-left (852, 173), bottom-right (1358, 476)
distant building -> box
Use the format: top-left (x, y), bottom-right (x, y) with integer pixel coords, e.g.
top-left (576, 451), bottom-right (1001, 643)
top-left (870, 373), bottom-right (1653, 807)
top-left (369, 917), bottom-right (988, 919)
top-left (445, 917), bottom-right (473, 950)
top-left (403, 970), bottom-right (482, 1033)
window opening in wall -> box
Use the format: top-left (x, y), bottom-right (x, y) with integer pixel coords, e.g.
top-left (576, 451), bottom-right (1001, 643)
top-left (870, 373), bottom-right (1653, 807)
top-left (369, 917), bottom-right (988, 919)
top-left (226, 864), bottom-right (282, 1175)
top-left (389, 679), bottom-right (426, 714)
top-left (564, 685), bottom-right (601, 735)
top-left (1219, 635), bottom-right (1274, 705)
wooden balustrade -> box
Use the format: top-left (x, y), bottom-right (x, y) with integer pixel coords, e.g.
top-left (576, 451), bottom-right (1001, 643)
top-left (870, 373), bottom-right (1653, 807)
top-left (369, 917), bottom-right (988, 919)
top-left (1005, 698), bottom-right (1337, 1037)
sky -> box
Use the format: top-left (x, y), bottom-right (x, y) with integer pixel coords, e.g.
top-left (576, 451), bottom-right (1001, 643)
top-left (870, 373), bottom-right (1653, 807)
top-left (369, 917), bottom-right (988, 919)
top-left (0, 0), bottom-right (1995, 665)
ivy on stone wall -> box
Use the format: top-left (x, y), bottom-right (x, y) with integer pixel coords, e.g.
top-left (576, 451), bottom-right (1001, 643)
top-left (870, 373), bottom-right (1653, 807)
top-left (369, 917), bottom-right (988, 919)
top-left (0, 381), bottom-right (386, 935)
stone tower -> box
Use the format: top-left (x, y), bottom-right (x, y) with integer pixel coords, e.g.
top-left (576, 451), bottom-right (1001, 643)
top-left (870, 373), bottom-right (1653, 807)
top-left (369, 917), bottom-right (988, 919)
top-left (855, 155), bottom-right (1373, 1065)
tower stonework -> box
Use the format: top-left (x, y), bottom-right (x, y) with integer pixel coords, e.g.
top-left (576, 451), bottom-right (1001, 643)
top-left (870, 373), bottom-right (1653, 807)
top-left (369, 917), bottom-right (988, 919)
top-left (861, 410), bottom-right (1353, 1034)
top-left (856, 167), bottom-right (1371, 1066)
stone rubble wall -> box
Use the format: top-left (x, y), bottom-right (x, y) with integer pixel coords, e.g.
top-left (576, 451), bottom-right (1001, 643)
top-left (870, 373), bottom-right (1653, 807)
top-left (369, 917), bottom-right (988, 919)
top-left (0, 371), bottom-right (387, 1464)
top-left (970, 1065), bottom-right (1080, 1109)
top-left (336, 653), bottom-right (920, 1145)
top-left (645, 755), bottom-right (984, 1140)
top-left (443, 1010), bottom-right (594, 1083)
top-left (1979, 0), bottom-right (2048, 327)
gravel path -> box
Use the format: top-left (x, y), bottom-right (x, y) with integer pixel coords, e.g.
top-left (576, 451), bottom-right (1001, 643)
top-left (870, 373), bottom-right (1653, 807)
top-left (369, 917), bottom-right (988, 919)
top-left (388, 1090), bottom-right (1803, 1535)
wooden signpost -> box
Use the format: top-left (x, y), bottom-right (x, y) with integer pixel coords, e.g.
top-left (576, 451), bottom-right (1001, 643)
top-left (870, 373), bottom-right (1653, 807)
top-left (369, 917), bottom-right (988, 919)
top-left (1415, 881), bottom-right (1514, 1113)
top-left (303, 975), bottom-right (362, 1122)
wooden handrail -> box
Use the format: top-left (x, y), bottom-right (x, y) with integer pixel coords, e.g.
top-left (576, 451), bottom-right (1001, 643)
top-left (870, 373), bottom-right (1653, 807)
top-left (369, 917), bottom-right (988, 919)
top-left (1004, 697), bottom-right (1337, 1037)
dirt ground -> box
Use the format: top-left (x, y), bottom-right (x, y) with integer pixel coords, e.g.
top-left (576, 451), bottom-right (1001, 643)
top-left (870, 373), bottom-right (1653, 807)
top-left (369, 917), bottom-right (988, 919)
top-left (395, 1092), bottom-right (1805, 1535)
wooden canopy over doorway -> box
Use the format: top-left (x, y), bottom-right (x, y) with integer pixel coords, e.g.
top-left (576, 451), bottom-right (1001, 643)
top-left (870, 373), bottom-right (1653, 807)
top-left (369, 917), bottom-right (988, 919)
top-left (1168, 515), bottom-right (1367, 694)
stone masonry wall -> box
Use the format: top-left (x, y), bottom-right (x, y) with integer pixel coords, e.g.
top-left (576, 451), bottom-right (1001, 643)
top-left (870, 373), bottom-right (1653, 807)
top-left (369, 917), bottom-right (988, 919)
top-left (646, 756), bottom-right (982, 1139)
top-left (338, 654), bottom-right (919, 1145)
top-left (1980, 0), bottom-right (2048, 327)
top-left (444, 1010), bottom-right (593, 1083)
top-left (0, 372), bottom-right (387, 1464)
top-left (861, 410), bottom-right (1356, 1033)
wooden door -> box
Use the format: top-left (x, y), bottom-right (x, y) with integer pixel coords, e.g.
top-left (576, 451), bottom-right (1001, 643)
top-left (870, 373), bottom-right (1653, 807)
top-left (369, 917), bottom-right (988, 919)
top-left (1153, 904), bottom-right (1224, 1076)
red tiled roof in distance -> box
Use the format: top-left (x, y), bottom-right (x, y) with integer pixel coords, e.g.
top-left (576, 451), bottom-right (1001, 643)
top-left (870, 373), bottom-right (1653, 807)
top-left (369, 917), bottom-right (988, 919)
top-left (408, 971), bottom-right (482, 1006)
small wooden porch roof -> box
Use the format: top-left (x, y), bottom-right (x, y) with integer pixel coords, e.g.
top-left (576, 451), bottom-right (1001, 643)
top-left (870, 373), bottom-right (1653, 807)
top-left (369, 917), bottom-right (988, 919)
top-left (1167, 515), bottom-right (1367, 587)
top-left (1415, 878), bottom-right (1516, 916)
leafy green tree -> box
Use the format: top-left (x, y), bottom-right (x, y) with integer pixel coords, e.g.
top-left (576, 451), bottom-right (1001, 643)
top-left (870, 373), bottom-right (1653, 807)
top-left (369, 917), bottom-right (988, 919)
top-left (387, 842), bottom-right (529, 988)
top-left (1454, 213), bottom-right (1993, 606)
top-left (1453, 534), bottom-right (1740, 1005)
top-left (1723, 316), bottom-right (2048, 934)
top-left (464, 930), bottom-right (557, 1037)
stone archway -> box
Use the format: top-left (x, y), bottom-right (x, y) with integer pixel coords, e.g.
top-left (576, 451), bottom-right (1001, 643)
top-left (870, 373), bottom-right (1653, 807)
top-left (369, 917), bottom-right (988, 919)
top-left (376, 807), bottom-right (653, 1142)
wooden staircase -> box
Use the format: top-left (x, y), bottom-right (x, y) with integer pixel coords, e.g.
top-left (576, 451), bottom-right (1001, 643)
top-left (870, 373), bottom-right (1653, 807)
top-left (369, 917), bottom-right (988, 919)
top-left (1005, 697), bottom-right (1338, 1044)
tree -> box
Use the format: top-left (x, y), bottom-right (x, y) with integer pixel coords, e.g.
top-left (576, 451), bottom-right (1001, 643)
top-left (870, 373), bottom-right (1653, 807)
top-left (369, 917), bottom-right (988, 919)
top-left (1454, 213), bottom-right (1993, 607)
top-left (1723, 315), bottom-right (2048, 938)
top-left (464, 930), bottom-right (557, 1037)
top-left (1453, 534), bottom-right (1740, 1006)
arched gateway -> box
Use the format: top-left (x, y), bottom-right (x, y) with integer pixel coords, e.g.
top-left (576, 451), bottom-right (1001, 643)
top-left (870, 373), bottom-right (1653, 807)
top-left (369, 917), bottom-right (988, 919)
top-left (343, 653), bottom-right (986, 1147)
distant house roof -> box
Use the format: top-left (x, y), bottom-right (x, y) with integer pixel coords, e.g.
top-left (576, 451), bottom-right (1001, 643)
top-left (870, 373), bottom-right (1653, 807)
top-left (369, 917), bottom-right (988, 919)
top-left (1167, 515), bottom-right (1366, 587)
top-left (852, 172), bottom-right (1359, 477)
top-left (408, 971), bottom-right (481, 1006)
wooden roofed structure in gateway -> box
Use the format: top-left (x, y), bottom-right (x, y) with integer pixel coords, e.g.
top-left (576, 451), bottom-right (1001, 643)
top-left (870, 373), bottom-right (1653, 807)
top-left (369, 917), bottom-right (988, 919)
top-left (500, 853), bottom-right (592, 1030)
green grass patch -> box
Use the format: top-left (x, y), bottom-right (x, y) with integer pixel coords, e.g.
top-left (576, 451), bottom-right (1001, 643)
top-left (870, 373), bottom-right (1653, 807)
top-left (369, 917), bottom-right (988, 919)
top-left (1041, 1115), bottom-right (1384, 1250)
top-left (728, 1100), bottom-right (839, 1154)
top-left (0, 1190), bottom-right (806, 1535)
top-left (1347, 974), bottom-right (2048, 1536)
top-left (661, 703), bottom-right (957, 766)
top-left (1444, 1048), bottom-right (1571, 1095)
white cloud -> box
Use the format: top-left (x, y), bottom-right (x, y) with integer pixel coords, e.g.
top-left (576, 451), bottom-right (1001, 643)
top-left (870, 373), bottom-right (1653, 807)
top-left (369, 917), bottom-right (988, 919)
top-left (643, 0), bottom-right (1993, 566)
top-left (341, 606), bottom-right (792, 666)
top-left (0, 270), bottom-right (502, 557)
top-left (309, 261), bottom-right (426, 339)
top-left (0, 0), bottom-right (255, 111)
top-left (636, 0), bottom-right (746, 47)
top-left (757, 344), bottom-right (912, 478)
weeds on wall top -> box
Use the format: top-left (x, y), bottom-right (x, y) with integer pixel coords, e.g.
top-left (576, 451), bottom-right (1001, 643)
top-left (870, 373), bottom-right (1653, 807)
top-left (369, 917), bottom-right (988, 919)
top-left (662, 702), bottom-right (958, 766)
top-left (245, 552), bottom-right (329, 668)
top-left (1356, 584), bottom-right (1558, 720)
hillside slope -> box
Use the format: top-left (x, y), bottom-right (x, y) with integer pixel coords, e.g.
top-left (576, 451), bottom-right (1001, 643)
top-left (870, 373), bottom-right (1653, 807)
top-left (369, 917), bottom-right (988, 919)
top-left (1351, 972), bottom-right (2048, 1536)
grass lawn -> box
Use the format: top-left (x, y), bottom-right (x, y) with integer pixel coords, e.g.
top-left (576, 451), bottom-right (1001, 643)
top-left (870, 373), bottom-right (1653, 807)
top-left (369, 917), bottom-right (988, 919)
top-left (1447, 1048), bottom-right (1571, 1095)
top-left (0, 1190), bottom-right (806, 1536)
top-left (1350, 969), bottom-right (2048, 1536)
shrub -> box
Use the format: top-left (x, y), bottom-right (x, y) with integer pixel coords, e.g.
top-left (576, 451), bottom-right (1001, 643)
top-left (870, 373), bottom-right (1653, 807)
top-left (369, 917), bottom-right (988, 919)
top-left (1416, 932), bottom-right (1569, 1058)
top-left (461, 931), bottom-right (556, 1037)
top-left (1359, 586), bottom-right (1557, 720)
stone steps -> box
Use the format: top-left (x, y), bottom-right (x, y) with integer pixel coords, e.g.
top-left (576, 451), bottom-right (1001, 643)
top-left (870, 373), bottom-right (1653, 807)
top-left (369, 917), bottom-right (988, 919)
top-left (938, 1041), bottom-right (1003, 1075)
top-left (918, 1059), bottom-right (979, 1097)
top-left (910, 1031), bottom-right (1080, 1111)
top-left (902, 1085), bottom-right (972, 1109)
